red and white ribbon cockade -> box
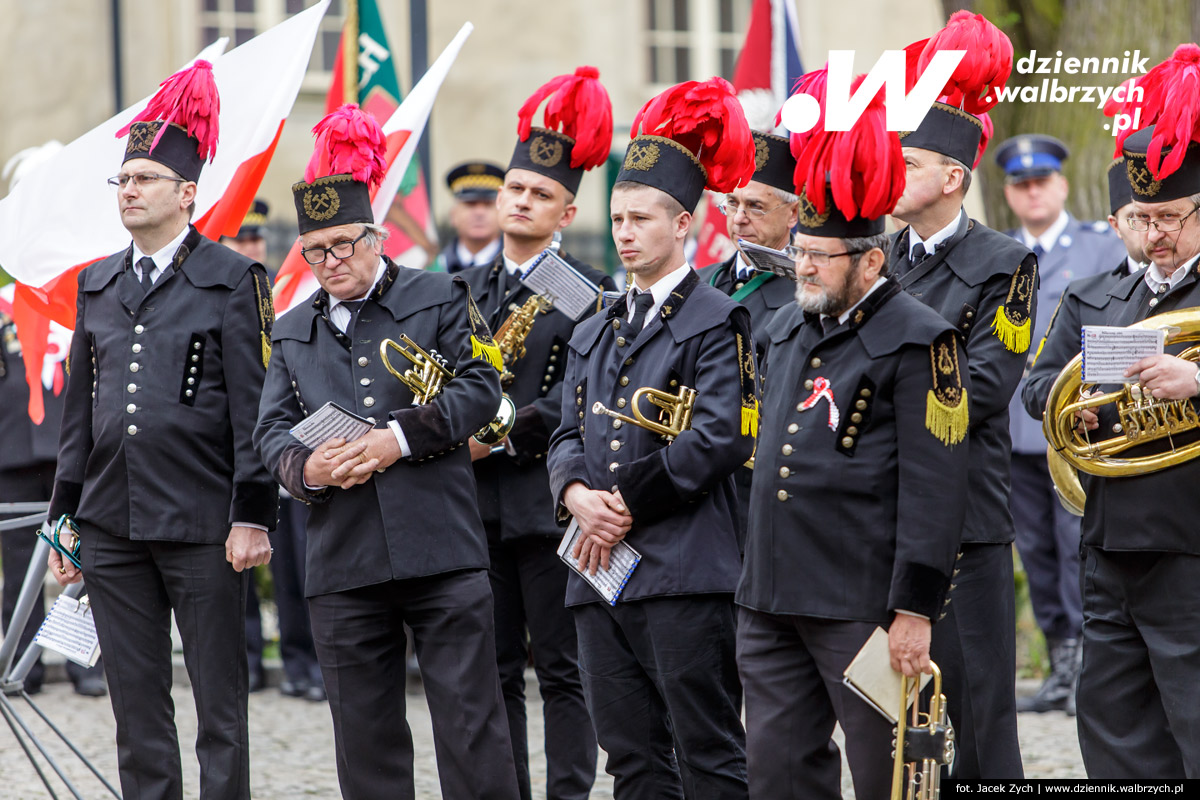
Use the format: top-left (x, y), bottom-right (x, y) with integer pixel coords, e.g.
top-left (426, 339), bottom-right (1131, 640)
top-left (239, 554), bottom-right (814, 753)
top-left (798, 376), bottom-right (840, 430)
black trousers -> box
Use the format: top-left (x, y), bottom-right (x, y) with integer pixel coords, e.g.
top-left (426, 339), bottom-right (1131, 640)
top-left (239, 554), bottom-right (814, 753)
top-left (929, 542), bottom-right (1023, 778)
top-left (81, 525), bottom-right (250, 800)
top-left (1009, 453), bottom-right (1083, 640)
top-left (244, 498), bottom-right (321, 686)
top-left (487, 531), bottom-right (595, 800)
top-left (0, 463), bottom-right (102, 688)
top-left (307, 569), bottom-right (520, 800)
top-left (1076, 547), bottom-right (1200, 777)
top-left (736, 608), bottom-right (893, 800)
top-left (573, 596), bottom-right (747, 800)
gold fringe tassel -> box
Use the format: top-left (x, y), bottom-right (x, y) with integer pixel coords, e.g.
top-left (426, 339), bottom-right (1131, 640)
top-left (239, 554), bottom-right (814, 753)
top-left (472, 336), bottom-right (504, 372)
top-left (1031, 335), bottom-right (1047, 367)
top-left (926, 388), bottom-right (969, 446)
top-left (261, 333), bottom-right (272, 369)
top-left (741, 401), bottom-right (759, 438)
top-left (990, 305), bottom-right (1031, 353)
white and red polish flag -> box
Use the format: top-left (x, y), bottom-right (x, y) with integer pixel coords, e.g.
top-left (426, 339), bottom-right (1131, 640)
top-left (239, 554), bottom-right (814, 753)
top-left (693, 0), bottom-right (805, 269)
top-left (272, 22), bottom-right (475, 316)
top-left (0, 0), bottom-right (331, 422)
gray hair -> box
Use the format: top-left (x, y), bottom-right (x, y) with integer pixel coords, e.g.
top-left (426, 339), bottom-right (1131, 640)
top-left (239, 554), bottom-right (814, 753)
top-left (361, 223), bottom-right (390, 248)
top-left (938, 154), bottom-right (973, 196)
top-left (772, 186), bottom-right (799, 205)
top-left (842, 232), bottom-right (892, 276)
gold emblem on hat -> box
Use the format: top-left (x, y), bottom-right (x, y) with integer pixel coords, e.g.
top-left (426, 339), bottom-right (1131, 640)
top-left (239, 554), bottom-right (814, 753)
top-left (128, 121), bottom-right (162, 154)
top-left (530, 136), bottom-right (563, 168)
top-left (795, 193), bottom-right (831, 228)
top-left (1127, 158), bottom-right (1162, 198)
top-left (623, 141), bottom-right (660, 172)
top-left (303, 186), bottom-right (341, 222)
top-left (754, 138), bottom-right (770, 171)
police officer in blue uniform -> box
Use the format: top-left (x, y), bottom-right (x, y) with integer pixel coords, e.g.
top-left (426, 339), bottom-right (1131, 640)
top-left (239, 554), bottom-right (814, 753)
top-left (458, 69), bottom-right (616, 800)
top-left (889, 100), bottom-right (1037, 777)
top-left (435, 161), bottom-right (504, 273)
top-left (48, 63), bottom-right (277, 799)
top-left (993, 134), bottom-right (1127, 714)
top-left (736, 103), bottom-right (970, 799)
top-left (547, 79), bottom-right (757, 799)
top-left (254, 105), bottom-right (519, 800)
top-left (696, 130), bottom-right (798, 546)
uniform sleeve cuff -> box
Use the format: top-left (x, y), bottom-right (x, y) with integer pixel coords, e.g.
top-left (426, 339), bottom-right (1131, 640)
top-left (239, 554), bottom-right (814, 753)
top-left (614, 450), bottom-right (682, 525)
top-left (387, 419), bottom-right (413, 458)
top-left (48, 481), bottom-right (83, 522)
top-left (279, 443), bottom-right (333, 505)
top-left (889, 562), bottom-right (952, 621)
top-left (506, 404), bottom-right (551, 464)
top-left (230, 481), bottom-right (279, 531)
top-left (391, 405), bottom-right (453, 461)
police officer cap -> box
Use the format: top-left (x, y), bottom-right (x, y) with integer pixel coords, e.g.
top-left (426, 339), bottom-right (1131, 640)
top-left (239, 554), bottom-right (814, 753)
top-left (446, 161), bottom-right (504, 201)
top-left (994, 134), bottom-right (1069, 182)
top-left (237, 199), bottom-right (269, 240)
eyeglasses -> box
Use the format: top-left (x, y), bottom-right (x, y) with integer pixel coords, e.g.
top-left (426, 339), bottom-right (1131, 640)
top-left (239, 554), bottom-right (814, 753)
top-left (107, 173), bottom-right (187, 189)
top-left (718, 200), bottom-right (788, 220)
top-left (1126, 205), bottom-right (1200, 232)
top-left (784, 246), bottom-right (866, 267)
top-left (301, 228), bottom-right (370, 265)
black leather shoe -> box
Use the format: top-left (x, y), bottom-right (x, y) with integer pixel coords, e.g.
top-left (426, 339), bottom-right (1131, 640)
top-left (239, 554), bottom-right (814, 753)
top-left (304, 684), bottom-right (327, 702)
top-left (279, 679), bottom-right (310, 698)
top-left (72, 676), bottom-right (108, 697)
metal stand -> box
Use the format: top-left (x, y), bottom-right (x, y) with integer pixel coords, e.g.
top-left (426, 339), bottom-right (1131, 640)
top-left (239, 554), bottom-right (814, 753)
top-left (0, 504), bottom-right (120, 798)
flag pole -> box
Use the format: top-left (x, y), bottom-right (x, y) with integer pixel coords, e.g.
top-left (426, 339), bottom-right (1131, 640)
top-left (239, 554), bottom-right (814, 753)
top-left (343, 0), bottom-right (359, 104)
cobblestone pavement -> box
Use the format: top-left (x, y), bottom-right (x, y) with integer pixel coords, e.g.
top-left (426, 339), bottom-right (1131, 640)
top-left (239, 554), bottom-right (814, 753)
top-left (2, 674), bottom-right (1081, 799)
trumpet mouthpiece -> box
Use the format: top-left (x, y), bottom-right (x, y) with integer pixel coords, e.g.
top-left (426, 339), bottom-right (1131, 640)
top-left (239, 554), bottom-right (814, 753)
top-left (592, 401), bottom-right (611, 416)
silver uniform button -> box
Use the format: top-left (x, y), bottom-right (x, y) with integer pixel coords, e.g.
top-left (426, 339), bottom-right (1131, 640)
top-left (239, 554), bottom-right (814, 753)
top-left (609, 462), bottom-right (619, 472)
top-left (185, 389), bottom-right (194, 398)
top-left (192, 354), bottom-right (200, 362)
top-left (1149, 298), bottom-right (1159, 308)
top-left (787, 423), bottom-right (799, 434)
top-left (134, 324), bottom-right (145, 334)
top-left (190, 367), bottom-right (197, 374)
top-left (358, 356), bottom-right (369, 367)
top-left (776, 489), bottom-right (788, 502)
top-left (363, 397), bottom-right (376, 407)
top-left (131, 343), bottom-right (142, 353)
top-left (126, 404), bottom-right (136, 414)
top-left (367, 417), bottom-right (377, 424)
top-left (781, 444), bottom-right (793, 455)
top-left (129, 363), bottom-right (140, 372)
top-left (187, 377), bottom-right (195, 385)
top-left (127, 425), bottom-right (138, 435)
top-left (127, 383), bottom-right (137, 393)
top-left (193, 341), bottom-right (202, 349)
top-left (779, 466), bottom-right (790, 478)
top-left (360, 377), bottom-right (371, 386)
top-left (610, 440), bottom-right (621, 451)
top-left (612, 419), bottom-right (623, 429)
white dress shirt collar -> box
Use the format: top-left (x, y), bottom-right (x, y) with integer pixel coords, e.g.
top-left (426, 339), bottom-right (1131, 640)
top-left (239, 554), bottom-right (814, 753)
top-left (909, 208), bottom-right (963, 261)
top-left (1020, 210), bottom-right (1070, 254)
top-left (457, 237), bottom-right (501, 269)
top-left (1144, 253), bottom-right (1200, 295)
top-left (820, 276), bottom-right (889, 327)
top-left (328, 257), bottom-right (388, 332)
top-left (132, 224), bottom-right (191, 283)
top-left (626, 262), bottom-right (691, 323)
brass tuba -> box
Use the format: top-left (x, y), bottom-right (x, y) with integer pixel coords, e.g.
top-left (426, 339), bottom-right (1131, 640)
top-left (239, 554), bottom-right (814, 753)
top-left (379, 335), bottom-right (516, 445)
top-left (592, 385), bottom-right (697, 441)
top-left (892, 662), bottom-right (955, 800)
top-left (495, 293), bottom-right (553, 386)
top-left (1043, 308), bottom-right (1200, 511)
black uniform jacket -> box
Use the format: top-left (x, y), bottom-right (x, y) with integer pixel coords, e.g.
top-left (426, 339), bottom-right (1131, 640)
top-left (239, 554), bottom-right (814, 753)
top-left (1077, 264), bottom-right (1200, 554)
top-left (459, 252), bottom-right (617, 540)
top-left (49, 227), bottom-right (277, 540)
top-left (696, 254), bottom-right (796, 544)
top-left (255, 259), bottom-right (503, 597)
top-left (1023, 259), bottom-right (1132, 420)
top-left (890, 213), bottom-right (1038, 545)
top-left (736, 281), bottom-right (969, 621)
top-left (0, 313), bottom-right (65, 470)
top-left (547, 269), bottom-right (758, 605)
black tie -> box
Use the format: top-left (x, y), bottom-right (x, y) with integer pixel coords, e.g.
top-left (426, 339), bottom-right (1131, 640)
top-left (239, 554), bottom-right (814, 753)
top-left (341, 300), bottom-right (364, 340)
top-left (1032, 243), bottom-right (1046, 261)
top-left (138, 257), bottom-right (156, 295)
top-left (911, 242), bottom-right (929, 265)
top-left (628, 291), bottom-right (655, 336)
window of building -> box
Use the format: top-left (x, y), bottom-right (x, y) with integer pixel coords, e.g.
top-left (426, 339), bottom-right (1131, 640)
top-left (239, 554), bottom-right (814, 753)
top-left (645, 0), bottom-right (752, 88)
top-left (196, 0), bottom-right (345, 84)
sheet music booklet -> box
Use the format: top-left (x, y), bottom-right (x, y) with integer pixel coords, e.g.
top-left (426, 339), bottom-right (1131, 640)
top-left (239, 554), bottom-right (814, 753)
top-left (1081, 325), bottom-right (1165, 384)
top-left (557, 519), bottom-right (641, 605)
top-left (842, 626), bottom-right (932, 723)
top-left (34, 594), bottom-right (101, 668)
top-left (290, 401), bottom-right (374, 449)
top-left (521, 250), bottom-right (602, 320)
top-left (737, 239), bottom-right (797, 281)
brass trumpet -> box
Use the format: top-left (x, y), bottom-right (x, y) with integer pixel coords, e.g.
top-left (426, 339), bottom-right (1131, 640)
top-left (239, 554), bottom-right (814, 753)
top-left (1043, 309), bottom-right (1200, 511)
top-left (892, 662), bottom-right (954, 800)
top-left (592, 385), bottom-right (697, 441)
top-left (379, 335), bottom-right (516, 445)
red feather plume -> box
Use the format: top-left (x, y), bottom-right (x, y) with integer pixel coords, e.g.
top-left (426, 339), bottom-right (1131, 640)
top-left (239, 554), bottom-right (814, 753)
top-left (973, 110), bottom-right (993, 169)
top-left (304, 104), bottom-right (387, 188)
top-left (913, 11), bottom-right (1013, 114)
top-left (791, 75), bottom-right (905, 221)
top-left (118, 60), bottom-right (220, 162)
top-left (517, 66), bottom-right (613, 171)
top-left (632, 77), bottom-right (755, 193)
top-left (780, 66), bottom-right (830, 162)
top-left (1120, 45), bottom-right (1200, 178)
